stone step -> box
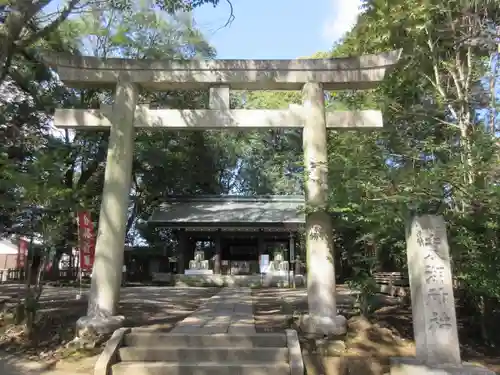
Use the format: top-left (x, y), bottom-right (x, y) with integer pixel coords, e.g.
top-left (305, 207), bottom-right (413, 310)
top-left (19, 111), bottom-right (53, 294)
top-left (111, 361), bottom-right (291, 375)
top-left (124, 332), bottom-right (287, 348)
top-left (119, 346), bottom-right (289, 362)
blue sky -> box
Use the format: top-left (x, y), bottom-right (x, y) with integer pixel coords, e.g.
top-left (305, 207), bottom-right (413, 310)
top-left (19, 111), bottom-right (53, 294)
top-left (46, 0), bottom-right (361, 59)
top-left (193, 0), bottom-right (362, 59)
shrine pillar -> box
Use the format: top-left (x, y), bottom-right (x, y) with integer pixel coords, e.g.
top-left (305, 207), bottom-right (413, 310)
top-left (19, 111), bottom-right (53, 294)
top-left (301, 82), bottom-right (346, 335)
top-left (77, 78), bottom-right (138, 334)
top-left (213, 230), bottom-right (221, 274)
top-left (289, 232), bottom-right (295, 264)
top-left (257, 230), bottom-right (265, 256)
top-left (177, 230), bottom-right (187, 274)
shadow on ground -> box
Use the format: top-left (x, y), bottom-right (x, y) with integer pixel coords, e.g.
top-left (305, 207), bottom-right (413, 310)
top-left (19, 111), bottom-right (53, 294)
top-left (252, 287), bottom-right (500, 375)
top-left (0, 286), bottom-right (219, 369)
top-left (120, 287), bottom-right (220, 329)
top-left (0, 350), bottom-right (98, 375)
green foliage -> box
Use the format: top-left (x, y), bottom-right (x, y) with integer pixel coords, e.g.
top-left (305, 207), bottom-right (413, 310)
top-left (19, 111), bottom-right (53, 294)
top-left (2, 0), bottom-right (500, 346)
top-left (1, 0), bottom-right (225, 82)
top-left (346, 253), bottom-right (379, 317)
top-left (326, 0), bottom-right (500, 341)
top-left (232, 91), bottom-right (304, 195)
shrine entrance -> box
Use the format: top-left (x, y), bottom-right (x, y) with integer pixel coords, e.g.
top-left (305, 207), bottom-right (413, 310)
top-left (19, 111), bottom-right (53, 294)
top-left (45, 49), bottom-right (401, 335)
top-left (148, 195), bottom-right (302, 277)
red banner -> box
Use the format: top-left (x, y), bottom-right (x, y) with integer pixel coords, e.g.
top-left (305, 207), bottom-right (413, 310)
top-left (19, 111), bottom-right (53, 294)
top-left (77, 211), bottom-right (95, 271)
top-left (17, 238), bottom-right (28, 269)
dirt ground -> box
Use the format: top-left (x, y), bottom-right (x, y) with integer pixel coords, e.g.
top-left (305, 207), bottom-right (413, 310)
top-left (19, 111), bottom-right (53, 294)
top-left (0, 285), bottom-right (220, 374)
top-left (252, 287), bottom-right (500, 375)
top-left (2, 285), bottom-right (499, 375)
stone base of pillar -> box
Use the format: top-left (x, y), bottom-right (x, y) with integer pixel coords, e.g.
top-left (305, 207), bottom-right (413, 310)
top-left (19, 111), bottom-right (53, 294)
top-left (299, 314), bottom-right (347, 336)
top-left (390, 357), bottom-right (494, 375)
top-left (76, 315), bottom-right (125, 338)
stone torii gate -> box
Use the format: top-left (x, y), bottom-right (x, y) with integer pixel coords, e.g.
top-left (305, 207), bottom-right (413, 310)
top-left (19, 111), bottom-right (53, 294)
top-left (44, 51), bottom-right (401, 335)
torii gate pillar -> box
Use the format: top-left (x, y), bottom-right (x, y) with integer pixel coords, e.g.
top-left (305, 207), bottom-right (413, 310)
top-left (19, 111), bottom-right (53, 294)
top-left (302, 82), bottom-right (346, 334)
top-left (77, 79), bottom-right (139, 333)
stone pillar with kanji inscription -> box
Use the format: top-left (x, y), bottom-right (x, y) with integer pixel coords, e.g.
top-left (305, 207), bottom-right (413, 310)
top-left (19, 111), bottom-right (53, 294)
top-left (391, 215), bottom-right (494, 375)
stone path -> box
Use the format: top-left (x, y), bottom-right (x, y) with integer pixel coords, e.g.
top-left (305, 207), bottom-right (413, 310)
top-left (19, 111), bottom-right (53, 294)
top-left (170, 287), bottom-right (255, 334)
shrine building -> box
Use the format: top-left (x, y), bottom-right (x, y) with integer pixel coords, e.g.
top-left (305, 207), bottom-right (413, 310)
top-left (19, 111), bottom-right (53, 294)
top-left (148, 195), bottom-right (304, 277)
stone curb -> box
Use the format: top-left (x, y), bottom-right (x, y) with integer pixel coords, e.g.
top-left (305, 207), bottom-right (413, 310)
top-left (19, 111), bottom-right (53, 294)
top-left (286, 329), bottom-right (305, 375)
top-left (94, 327), bottom-right (130, 375)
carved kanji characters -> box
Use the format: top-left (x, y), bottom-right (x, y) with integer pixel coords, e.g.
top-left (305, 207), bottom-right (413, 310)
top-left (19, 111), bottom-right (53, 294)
top-left (426, 287), bottom-right (449, 304)
top-left (416, 229), bottom-right (424, 247)
top-left (425, 264), bottom-right (445, 284)
top-left (428, 311), bottom-right (452, 330)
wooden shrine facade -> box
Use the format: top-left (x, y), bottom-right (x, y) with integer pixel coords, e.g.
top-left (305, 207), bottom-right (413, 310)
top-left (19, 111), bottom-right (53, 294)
top-left (148, 195), bottom-right (304, 275)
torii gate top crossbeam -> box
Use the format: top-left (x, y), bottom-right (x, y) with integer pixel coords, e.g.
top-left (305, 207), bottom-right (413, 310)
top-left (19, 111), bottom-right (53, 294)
top-left (42, 50), bottom-right (401, 91)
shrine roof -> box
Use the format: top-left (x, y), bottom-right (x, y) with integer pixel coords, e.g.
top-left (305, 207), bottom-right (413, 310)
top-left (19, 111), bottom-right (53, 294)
top-left (148, 195), bottom-right (305, 227)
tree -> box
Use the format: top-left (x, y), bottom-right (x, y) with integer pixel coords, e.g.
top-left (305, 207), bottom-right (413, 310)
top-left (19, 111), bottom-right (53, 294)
top-left (323, 0), bottom-right (500, 341)
top-left (0, 0), bottom-right (229, 84)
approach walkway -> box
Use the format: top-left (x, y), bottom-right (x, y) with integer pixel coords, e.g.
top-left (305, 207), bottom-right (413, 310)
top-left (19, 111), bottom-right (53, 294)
top-left (170, 287), bottom-right (255, 334)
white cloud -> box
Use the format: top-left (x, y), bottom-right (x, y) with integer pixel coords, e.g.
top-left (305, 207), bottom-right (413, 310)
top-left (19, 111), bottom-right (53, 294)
top-left (322, 0), bottom-right (362, 43)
